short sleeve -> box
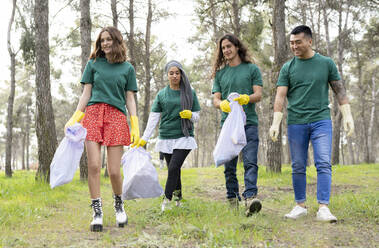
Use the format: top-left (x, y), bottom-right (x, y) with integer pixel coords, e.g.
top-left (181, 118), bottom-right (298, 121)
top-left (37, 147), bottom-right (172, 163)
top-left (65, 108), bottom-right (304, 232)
top-left (277, 63), bottom-right (290, 87)
top-left (251, 65), bottom-right (263, 86)
top-left (211, 73), bottom-right (221, 94)
top-left (191, 90), bottom-right (201, 112)
top-left (151, 93), bottom-right (162, 112)
top-left (81, 60), bottom-right (94, 84)
top-left (125, 65), bottom-right (138, 92)
top-left (327, 58), bottom-right (341, 82)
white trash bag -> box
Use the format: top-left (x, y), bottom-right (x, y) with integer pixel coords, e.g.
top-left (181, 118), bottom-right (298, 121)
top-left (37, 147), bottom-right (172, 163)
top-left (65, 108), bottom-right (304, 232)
top-left (121, 147), bottom-right (163, 200)
top-left (213, 92), bottom-right (247, 167)
top-left (50, 123), bottom-right (87, 188)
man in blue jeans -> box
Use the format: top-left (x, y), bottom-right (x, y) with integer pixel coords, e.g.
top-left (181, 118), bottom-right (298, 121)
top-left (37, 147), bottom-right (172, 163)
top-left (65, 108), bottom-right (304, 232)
top-left (212, 33), bottom-right (263, 216)
top-left (269, 25), bottom-right (355, 222)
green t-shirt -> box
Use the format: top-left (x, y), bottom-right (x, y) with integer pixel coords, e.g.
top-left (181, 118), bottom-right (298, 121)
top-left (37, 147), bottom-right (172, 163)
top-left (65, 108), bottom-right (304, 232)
top-left (81, 57), bottom-right (138, 115)
top-left (212, 63), bottom-right (263, 126)
top-left (151, 86), bottom-right (201, 139)
top-left (277, 53), bottom-right (340, 125)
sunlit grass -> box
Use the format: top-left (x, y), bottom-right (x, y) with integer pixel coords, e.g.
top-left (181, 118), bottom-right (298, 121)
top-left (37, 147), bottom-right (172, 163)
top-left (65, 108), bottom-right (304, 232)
top-left (1, 163), bottom-right (378, 247)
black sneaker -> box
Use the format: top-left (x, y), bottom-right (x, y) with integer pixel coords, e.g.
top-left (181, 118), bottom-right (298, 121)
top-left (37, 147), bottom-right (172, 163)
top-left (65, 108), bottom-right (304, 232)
top-left (245, 197), bottom-right (262, 217)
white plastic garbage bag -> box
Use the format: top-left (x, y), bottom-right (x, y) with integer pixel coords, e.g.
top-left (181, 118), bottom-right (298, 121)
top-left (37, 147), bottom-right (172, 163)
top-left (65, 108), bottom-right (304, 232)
top-left (121, 147), bottom-right (163, 200)
top-left (213, 92), bottom-right (247, 167)
top-left (50, 123), bottom-right (87, 188)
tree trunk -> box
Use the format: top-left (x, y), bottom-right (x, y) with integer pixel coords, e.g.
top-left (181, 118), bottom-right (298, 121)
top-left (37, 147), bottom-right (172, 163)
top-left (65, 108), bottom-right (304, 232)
top-left (80, 0), bottom-right (91, 73)
top-left (22, 130), bottom-right (26, 170)
top-left (142, 0), bottom-right (152, 132)
top-left (127, 0), bottom-right (138, 111)
top-left (266, 0), bottom-right (287, 173)
top-left (5, 0), bottom-right (17, 177)
top-left (354, 45), bottom-right (369, 163)
top-left (34, 0), bottom-right (58, 182)
top-left (111, 0), bottom-right (118, 28)
top-left (368, 72), bottom-right (376, 163)
top-left (322, 1), bottom-right (332, 57)
top-left (332, 3), bottom-right (351, 165)
top-left (26, 102), bottom-right (30, 170)
top-left (323, 0), bottom-right (340, 165)
top-left (79, 0), bottom-right (91, 180)
top-left (231, 0), bottom-right (241, 36)
top-left (128, 0), bottom-right (136, 68)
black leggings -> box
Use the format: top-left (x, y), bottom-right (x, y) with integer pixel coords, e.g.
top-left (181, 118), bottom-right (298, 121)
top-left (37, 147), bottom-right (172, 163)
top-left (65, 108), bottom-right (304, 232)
top-left (162, 149), bottom-right (191, 200)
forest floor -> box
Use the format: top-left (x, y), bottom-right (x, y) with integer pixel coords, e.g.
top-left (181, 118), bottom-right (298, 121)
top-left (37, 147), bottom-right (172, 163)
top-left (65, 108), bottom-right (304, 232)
top-left (0, 163), bottom-right (378, 248)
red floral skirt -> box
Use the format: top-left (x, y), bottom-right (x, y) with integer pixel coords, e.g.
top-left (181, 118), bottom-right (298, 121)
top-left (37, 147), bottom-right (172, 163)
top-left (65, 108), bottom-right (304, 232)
top-left (81, 103), bottom-right (131, 146)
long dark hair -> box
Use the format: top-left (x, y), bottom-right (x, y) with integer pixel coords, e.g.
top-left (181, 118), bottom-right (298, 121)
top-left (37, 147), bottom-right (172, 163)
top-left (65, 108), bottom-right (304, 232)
top-left (90, 26), bottom-right (127, 63)
top-left (211, 33), bottom-right (253, 78)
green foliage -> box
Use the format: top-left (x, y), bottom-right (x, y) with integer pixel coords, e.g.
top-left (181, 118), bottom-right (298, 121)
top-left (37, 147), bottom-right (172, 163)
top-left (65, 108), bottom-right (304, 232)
top-left (20, 28), bottom-right (35, 65)
top-left (1, 164), bottom-right (378, 247)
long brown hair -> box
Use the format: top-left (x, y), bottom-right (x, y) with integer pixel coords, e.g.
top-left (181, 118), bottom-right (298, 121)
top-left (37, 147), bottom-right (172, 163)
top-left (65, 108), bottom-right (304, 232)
top-left (90, 26), bottom-right (127, 63)
top-left (211, 33), bottom-right (253, 78)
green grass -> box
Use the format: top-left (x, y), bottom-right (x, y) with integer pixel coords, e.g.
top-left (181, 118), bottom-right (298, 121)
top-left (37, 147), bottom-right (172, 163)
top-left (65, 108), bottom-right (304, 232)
top-left (1, 164), bottom-right (378, 247)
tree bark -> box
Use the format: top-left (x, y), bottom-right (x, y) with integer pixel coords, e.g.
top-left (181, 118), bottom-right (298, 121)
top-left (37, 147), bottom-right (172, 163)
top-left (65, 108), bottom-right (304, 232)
top-left (26, 101), bottom-right (31, 170)
top-left (22, 129), bottom-right (25, 170)
top-left (111, 0), bottom-right (118, 28)
top-left (142, 0), bottom-right (152, 132)
top-left (332, 2), bottom-right (351, 165)
top-left (80, 0), bottom-right (91, 73)
top-left (128, 0), bottom-right (136, 68)
top-left (5, 0), bottom-right (17, 177)
top-left (266, 0), bottom-right (287, 173)
top-left (231, 0), bottom-right (241, 36)
top-left (368, 72), bottom-right (376, 163)
top-left (79, 0), bottom-right (91, 180)
top-left (34, 0), bottom-right (58, 182)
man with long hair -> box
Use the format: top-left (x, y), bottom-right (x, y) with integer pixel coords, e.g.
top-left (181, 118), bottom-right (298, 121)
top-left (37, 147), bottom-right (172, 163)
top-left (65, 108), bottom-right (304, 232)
top-left (269, 25), bottom-right (354, 222)
top-left (212, 34), bottom-right (263, 216)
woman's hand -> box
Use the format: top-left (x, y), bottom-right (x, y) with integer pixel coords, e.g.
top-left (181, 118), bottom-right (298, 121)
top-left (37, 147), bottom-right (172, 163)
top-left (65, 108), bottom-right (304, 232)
top-left (130, 116), bottom-right (140, 147)
top-left (179, 110), bottom-right (192, 119)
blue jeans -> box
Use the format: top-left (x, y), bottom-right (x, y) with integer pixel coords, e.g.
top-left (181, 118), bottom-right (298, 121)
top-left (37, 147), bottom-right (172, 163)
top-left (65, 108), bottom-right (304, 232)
top-left (224, 125), bottom-right (259, 200)
top-left (288, 119), bottom-right (332, 204)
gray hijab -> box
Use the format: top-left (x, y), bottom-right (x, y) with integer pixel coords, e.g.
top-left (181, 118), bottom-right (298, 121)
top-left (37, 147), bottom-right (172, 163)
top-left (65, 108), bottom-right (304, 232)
top-left (165, 60), bottom-right (193, 137)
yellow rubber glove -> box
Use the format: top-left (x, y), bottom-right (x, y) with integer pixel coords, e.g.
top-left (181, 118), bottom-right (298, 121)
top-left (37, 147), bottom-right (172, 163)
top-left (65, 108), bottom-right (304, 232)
top-left (179, 110), bottom-right (192, 119)
top-left (220, 100), bottom-right (231, 113)
top-left (233, 94), bottom-right (250, 105)
top-left (340, 104), bottom-right (354, 137)
top-left (64, 110), bottom-right (85, 130)
top-left (130, 116), bottom-right (140, 147)
top-left (269, 112), bottom-right (283, 142)
top-left (136, 138), bottom-right (147, 148)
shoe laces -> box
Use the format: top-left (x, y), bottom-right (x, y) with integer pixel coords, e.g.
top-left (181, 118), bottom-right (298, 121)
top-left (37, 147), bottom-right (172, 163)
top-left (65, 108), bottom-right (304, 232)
top-left (91, 199), bottom-right (102, 217)
top-left (114, 195), bottom-right (124, 213)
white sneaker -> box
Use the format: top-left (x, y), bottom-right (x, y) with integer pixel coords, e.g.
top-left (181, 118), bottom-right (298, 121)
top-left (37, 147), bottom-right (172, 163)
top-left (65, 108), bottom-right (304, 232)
top-left (90, 198), bottom-right (103, 232)
top-left (316, 206), bottom-right (337, 223)
top-left (284, 205), bottom-right (308, 219)
top-left (114, 195), bottom-right (128, 227)
top-left (161, 197), bottom-right (172, 212)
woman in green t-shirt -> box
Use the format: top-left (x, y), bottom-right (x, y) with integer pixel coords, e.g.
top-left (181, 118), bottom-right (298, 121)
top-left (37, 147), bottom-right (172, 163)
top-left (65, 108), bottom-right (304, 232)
top-left (137, 60), bottom-right (201, 212)
top-left (65, 27), bottom-right (140, 232)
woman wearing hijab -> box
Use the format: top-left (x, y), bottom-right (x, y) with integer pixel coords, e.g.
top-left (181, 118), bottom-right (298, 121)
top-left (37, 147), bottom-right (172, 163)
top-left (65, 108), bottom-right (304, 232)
top-left (137, 60), bottom-right (201, 211)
